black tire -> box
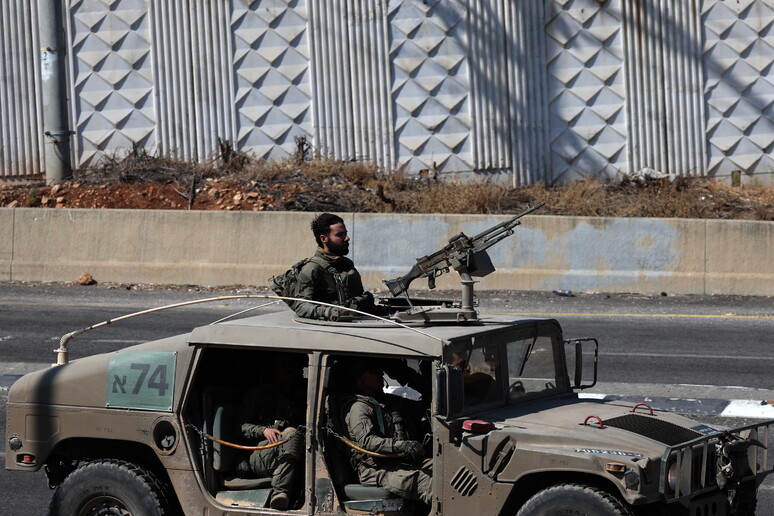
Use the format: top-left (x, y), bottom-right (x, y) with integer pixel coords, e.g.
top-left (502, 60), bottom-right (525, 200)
top-left (49, 459), bottom-right (170, 516)
top-left (516, 483), bottom-right (634, 516)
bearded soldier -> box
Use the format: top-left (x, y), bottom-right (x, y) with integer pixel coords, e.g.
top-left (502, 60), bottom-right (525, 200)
top-left (290, 213), bottom-right (376, 321)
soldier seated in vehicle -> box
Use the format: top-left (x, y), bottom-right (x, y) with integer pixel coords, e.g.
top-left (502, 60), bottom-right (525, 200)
top-left (337, 357), bottom-right (432, 505)
top-left (236, 353), bottom-right (308, 510)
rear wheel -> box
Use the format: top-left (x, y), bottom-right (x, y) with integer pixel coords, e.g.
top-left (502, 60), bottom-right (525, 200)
top-left (516, 483), bottom-right (634, 516)
top-left (49, 459), bottom-right (170, 516)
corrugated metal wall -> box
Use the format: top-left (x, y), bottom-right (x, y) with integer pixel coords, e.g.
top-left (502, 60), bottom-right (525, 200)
top-left (507, 1), bottom-right (550, 185)
top-left (344, 1), bottom-right (395, 166)
top-left (470, 0), bottom-right (510, 173)
top-left (0, 1), bottom-right (43, 179)
top-left (311, 0), bottom-right (355, 160)
top-left (151, 2), bottom-right (197, 159)
top-left (1, 0), bottom-right (772, 184)
top-left (622, 0), bottom-right (706, 178)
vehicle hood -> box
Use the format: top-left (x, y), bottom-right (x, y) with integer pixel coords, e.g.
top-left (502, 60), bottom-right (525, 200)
top-left (459, 396), bottom-right (719, 468)
top-left (7, 336), bottom-right (192, 409)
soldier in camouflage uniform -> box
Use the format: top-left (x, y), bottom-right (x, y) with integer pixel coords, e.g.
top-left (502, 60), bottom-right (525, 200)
top-left (237, 353), bottom-right (307, 510)
top-left (340, 358), bottom-right (432, 505)
top-left (291, 213), bottom-right (376, 321)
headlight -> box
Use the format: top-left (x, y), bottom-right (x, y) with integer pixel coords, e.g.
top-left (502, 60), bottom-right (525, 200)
top-left (8, 435), bottom-right (22, 451)
top-left (667, 461), bottom-right (679, 491)
top-left (624, 469), bottom-right (640, 490)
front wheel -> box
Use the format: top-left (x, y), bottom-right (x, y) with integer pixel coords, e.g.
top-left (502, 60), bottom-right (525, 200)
top-left (516, 483), bottom-right (634, 516)
top-left (49, 459), bottom-right (171, 516)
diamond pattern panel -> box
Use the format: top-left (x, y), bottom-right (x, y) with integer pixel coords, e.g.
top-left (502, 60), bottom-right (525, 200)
top-left (703, 0), bottom-right (774, 179)
top-left (388, 0), bottom-right (472, 174)
top-left (545, 0), bottom-right (627, 182)
top-left (70, 0), bottom-right (156, 165)
top-left (231, 0), bottom-right (312, 161)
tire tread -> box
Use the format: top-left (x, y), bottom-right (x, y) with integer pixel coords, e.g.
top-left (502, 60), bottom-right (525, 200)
top-left (49, 458), bottom-right (170, 516)
top-left (516, 482), bottom-right (633, 516)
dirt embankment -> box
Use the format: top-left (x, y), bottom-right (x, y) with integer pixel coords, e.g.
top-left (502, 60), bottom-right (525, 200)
top-left (2, 152), bottom-right (773, 220)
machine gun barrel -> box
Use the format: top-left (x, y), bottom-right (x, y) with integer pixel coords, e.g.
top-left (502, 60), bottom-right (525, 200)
top-left (382, 202), bottom-right (544, 297)
top-left (469, 202), bottom-right (545, 250)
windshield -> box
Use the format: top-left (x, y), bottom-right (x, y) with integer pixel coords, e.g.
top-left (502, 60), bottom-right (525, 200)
top-left (448, 327), bottom-right (566, 411)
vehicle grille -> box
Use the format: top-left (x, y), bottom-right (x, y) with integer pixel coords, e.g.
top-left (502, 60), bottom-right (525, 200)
top-left (450, 467), bottom-right (478, 496)
top-left (660, 420), bottom-right (774, 502)
top-left (604, 414), bottom-right (702, 446)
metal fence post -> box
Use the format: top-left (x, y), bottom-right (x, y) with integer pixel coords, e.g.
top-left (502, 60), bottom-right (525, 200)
top-left (38, 0), bottom-right (72, 183)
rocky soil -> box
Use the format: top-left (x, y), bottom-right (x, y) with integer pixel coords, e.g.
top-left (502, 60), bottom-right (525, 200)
top-left (1, 153), bottom-right (773, 219)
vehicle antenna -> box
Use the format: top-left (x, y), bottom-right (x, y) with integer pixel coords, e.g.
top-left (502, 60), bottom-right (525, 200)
top-left (54, 294), bottom-right (444, 365)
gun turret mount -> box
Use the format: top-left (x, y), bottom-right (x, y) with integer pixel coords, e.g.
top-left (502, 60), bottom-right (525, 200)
top-left (382, 251), bottom-right (493, 323)
top-left (380, 203), bottom-right (544, 324)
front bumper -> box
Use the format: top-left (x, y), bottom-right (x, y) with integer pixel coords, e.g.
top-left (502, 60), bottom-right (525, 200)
top-left (659, 419), bottom-right (774, 507)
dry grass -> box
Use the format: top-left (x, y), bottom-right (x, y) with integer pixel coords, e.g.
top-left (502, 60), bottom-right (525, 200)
top-left (3, 148), bottom-right (772, 220)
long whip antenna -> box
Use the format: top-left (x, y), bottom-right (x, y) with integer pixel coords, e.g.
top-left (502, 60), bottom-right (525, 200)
top-left (54, 294), bottom-right (444, 365)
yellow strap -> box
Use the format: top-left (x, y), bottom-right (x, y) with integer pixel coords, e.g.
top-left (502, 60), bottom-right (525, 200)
top-left (202, 430), bottom-right (407, 458)
top-left (202, 433), bottom-right (286, 451)
top-left (337, 435), bottom-right (407, 459)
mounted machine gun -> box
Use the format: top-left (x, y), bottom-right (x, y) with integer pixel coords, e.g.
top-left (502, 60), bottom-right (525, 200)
top-left (382, 202), bottom-right (544, 323)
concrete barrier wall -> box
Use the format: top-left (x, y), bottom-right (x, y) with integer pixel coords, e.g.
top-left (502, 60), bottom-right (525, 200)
top-left (0, 209), bottom-right (13, 281)
top-left (2, 208), bottom-right (773, 296)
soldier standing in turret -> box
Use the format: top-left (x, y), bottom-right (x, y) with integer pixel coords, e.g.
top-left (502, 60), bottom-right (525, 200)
top-left (291, 213), bottom-right (376, 320)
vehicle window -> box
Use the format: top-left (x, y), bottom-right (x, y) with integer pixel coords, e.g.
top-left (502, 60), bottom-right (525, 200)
top-left (506, 336), bottom-right (558, 399)
top-left (385, 359), bottom-right (425, 401)
top-left (461, 346), bottom-right (502, 407)
top-left (451, 332), bottom-right (562, 411)
top-left (326, 355), bottom-right (432, 406)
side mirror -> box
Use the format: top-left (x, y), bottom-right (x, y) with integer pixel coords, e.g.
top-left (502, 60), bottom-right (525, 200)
top-left (564, 338), bottom-right (598, 389)
top-left (436, 365), bottom-right (465, 418)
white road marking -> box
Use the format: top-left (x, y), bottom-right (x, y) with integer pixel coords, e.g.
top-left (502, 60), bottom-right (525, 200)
top-left (601, 351), bottom-right (774, 361)
top-left (0, 362), bottom-right (50, 374)
top-left (579, 391), bottom-right (774, 419)
top-left (720, 400), bottom-right (774, 419)
top-left (92, 339), bottom-right (145, 344)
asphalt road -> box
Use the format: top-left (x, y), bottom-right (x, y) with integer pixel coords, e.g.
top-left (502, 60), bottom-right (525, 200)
top-left (2, 283), bottom-right (774, 514)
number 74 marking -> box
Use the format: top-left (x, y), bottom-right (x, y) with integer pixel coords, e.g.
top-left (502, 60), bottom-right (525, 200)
top-left (111, 363), bottom-right (170, 396)
top-left (107, 351), bottom-right (176, 410)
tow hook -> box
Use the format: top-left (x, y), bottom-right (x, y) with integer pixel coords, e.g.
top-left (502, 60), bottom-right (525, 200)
top-left (581, 415), bottom-right (605, 428)
top-left (716, 433), bottom-right (766, 505)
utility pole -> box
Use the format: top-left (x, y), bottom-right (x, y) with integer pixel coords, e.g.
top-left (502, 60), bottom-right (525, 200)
top-left (39, 0), bottom-right (72, 183)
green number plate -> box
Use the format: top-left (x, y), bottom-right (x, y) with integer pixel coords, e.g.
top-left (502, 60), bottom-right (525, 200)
top-left (106, 350), bottom-right (177, 410)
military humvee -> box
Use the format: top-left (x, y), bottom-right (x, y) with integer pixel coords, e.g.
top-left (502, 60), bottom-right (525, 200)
top-left (5, 207), bottom-right (774, 515)
top-left (5, 293), bottom-right (773, 516)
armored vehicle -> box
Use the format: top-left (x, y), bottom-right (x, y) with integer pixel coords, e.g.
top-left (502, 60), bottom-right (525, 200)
top-left (6, 297), bottom-right (773, 516)
top-left (5, 209), bottom-right (773, 515)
